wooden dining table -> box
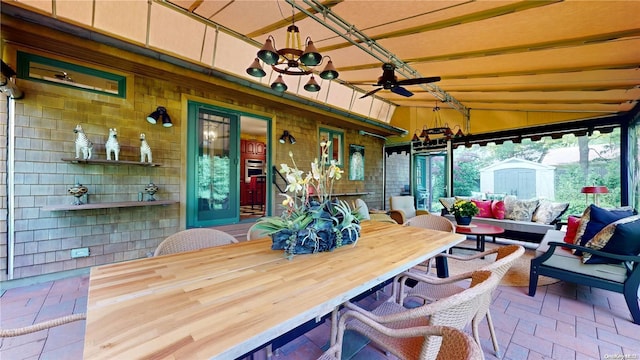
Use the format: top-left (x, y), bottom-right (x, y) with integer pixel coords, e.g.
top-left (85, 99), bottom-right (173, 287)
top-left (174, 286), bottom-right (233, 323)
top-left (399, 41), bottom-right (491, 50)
top-left (83, 221), bottom-right (466, 360)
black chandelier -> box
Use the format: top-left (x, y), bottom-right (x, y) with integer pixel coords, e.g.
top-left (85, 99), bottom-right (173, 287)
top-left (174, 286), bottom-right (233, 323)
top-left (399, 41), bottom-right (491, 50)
top-left (246, 16), bottom-right (338, 93)
top-left (412, 102), bottom-right (465, 144)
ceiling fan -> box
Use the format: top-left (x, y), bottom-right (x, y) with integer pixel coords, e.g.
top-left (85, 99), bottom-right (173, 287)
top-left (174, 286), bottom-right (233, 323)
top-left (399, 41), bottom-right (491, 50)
top-left (357, 63), bottom-right (440, 99)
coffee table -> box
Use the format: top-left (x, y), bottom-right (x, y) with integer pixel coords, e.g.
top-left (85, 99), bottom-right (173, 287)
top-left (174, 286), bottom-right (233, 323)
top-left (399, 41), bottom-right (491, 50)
top-left (454, 223), bottom-right (505, 253)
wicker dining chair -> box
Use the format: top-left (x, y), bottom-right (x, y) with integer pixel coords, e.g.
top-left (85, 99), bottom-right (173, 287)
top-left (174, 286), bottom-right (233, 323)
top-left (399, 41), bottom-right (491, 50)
top-left (153, 228), bottom-right (238, 256)
top-left (1, 313), bottom-right (86, 337)
top-left (397, 245), bottom-right (525, 357)
top-left (246, 222), bottom-right (270, 241)
top-left (318, 323), bottom-right (483, 360)
top-left (402, 214), bottom-right (456, 275)
top-left (330, 270), bottom-right (498, 360)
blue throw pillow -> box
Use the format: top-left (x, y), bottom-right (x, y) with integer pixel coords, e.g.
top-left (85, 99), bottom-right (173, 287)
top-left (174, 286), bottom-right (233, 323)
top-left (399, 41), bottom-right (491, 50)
top-left (584, 217), bottom-right (640, 264)
top-left (575, 205), bottom-right (635, 255)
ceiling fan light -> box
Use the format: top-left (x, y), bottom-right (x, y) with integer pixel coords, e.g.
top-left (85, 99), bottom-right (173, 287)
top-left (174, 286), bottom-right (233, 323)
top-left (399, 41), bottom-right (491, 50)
top-left (246, 58), bottom-right (267, 78)
top-left (319, 59), bottom-right (339, 80)
top-left (303, 76), bottom-right (321, 92)
top-left (300, 39), bottom-right (322, 66)
top-left (257, 37), bottom-right (279, 65)
top-left (271, 75), bottom-right (288, 92)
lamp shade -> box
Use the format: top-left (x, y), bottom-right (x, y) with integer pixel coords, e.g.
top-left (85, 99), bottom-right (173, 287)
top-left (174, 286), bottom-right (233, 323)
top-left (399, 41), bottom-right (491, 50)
top-left (303, 76), bottom-right (321, 92)
top-left (271, 75), bottom-right (288, 92)
top-left (319, 59), bottom-right (338, 80)
top-left (257, 37), bottom-right (279, 66)
top-left (300, 39), bottom-right (322, 66)
top-left (581, 186), bottom-right (608, 194)
top-left (246, 58), bottom-right (266, 78)
top-left (147, 107), bottom-right (165, 124)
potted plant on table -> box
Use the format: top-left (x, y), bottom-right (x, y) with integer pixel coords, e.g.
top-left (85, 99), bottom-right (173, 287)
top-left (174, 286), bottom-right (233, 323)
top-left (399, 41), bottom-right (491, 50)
top-left (253, 141), bottom-right (362, 259)
top-left (450, 199), bottom-right (479, 226)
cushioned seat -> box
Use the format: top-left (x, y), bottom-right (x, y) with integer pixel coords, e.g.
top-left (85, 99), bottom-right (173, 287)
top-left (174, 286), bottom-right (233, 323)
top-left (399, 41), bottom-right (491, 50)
top-left (354, 199), bottom-right (397, 224)
top-left (389, 196), bottom-right (429, 224)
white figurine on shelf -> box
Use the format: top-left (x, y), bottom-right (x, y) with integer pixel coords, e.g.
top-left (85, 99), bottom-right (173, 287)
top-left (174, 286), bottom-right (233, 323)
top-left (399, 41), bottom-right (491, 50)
top-left (105, 128), bottom-right (120, 161)
top-left (74, 124), bottom-right (93, 160)
top-left (140, 133), bottom-right (152, 163)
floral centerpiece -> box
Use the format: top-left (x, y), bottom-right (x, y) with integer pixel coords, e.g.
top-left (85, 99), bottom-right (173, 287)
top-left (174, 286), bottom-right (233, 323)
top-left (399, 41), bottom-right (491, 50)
top-left (253, 141), bottom-right (362, 259)
top-left (450, 199), bottom-right (479, 225)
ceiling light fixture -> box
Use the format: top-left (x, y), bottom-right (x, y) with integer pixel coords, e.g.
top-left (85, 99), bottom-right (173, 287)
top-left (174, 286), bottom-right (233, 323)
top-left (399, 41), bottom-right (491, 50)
top-left (246, 11), bottom-right (338, 93)
top-left (411, 102), bottom-right (465, 145)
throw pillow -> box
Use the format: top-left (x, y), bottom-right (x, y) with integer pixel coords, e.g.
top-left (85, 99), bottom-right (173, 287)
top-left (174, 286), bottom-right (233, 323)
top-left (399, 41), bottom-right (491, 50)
top-left (439, 197), bottom-right (456, 214)
top-left (491, 200), bottom-right (506, 220)
top-left (563, 215), bottom-right (581, 244)
top-left (471, 199), bottom-right (493, 218)
top-left (532, 200), bottom-right (569, 225)
top-left (573, 204), bottom-right (635, 255)
top-left (583, 216), bottom-right (640, 264)
top-left (504, 197), bottom-right (539, 221)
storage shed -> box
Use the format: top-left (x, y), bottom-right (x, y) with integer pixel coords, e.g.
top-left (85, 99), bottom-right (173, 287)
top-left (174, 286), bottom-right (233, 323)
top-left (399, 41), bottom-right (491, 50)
top-left (480, 158), bottom-right (556, 200)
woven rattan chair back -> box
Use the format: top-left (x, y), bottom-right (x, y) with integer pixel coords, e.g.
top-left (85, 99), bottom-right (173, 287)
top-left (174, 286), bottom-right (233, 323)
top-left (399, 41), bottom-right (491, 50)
top-left (246, 223), bottom-right (270, 241)
top-left (405, 214), bottom-right (455, 232)
top-left (318, 325), bottom-right (482, 360)
top-left (153, 228), bottom-right (238, 256)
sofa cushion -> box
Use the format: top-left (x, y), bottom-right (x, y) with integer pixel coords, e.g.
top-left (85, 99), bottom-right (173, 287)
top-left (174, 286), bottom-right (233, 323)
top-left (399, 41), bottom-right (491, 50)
top-left (491, 200), bottom-right (506, 220)
top-left (504, 197), bottom-right (539, 221)
top-left (532, 200), bottom-right (569, 225)
top-left (583, 215), bottom-right (640, 264)
top-left (573, 205), bottom-right (636, 255)
top-left (472, 199), bottom-right (493, 218)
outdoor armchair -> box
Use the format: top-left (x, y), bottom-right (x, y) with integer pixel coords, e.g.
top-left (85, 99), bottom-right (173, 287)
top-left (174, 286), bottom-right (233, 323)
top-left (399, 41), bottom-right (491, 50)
top-left (389, 196), bottom-right (430, 224)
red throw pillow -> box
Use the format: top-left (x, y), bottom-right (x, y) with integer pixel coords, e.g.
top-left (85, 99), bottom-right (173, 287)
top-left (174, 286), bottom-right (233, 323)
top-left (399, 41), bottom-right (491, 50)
top-left (491, 200), bottom-right (505, 219)
top-left (472, 199), bottom-right (493, 218)
top-left (563, 215), bottom-right (580, 244)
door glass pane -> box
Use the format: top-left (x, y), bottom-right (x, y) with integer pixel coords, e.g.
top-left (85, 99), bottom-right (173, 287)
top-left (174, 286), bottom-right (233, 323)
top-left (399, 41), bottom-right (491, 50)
top-left (414, 151), bottom-right (447, 212)
top-left (196, 110), bottom-right (232, 222)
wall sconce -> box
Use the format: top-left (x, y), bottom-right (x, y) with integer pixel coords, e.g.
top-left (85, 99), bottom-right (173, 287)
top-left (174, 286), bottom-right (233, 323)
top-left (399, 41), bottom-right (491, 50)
top-left (147, 106), bottom-right (172, 128)
top-left (279, 130), bottom-right (296, 144)
top-left (1, 61), bottom-right (24, 99)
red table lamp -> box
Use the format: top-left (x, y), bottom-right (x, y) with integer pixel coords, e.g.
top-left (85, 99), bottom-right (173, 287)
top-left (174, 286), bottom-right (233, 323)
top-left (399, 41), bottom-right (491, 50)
top-left (581, 186), bottom-right (608, 206)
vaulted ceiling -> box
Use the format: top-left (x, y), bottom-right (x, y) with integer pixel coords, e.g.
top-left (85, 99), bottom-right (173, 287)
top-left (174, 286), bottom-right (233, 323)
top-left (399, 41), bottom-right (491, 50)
top-left (3, 0), bottom-right (640, 132)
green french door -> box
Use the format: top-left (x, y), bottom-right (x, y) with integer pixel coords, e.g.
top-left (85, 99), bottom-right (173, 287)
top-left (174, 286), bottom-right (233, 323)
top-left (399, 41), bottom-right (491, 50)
top-left (413, 150), bottom-right (448, 212)
top-left (187, 102), bottom-right (239, 227)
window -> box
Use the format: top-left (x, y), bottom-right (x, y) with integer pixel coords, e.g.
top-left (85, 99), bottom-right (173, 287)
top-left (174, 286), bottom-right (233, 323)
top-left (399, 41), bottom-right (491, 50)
top-left (319, 128), bottom-right (343, 165)
top-left (451, 129), bottom-right (622, 217)
top-left (17, 51), bottom-right (127, 98)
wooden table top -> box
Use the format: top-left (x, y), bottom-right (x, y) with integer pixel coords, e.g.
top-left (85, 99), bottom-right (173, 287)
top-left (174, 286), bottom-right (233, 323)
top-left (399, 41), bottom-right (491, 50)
top-left (455, 222), bottom-right (505, 235)
top-left (83, 221), bottom-right (465, 360)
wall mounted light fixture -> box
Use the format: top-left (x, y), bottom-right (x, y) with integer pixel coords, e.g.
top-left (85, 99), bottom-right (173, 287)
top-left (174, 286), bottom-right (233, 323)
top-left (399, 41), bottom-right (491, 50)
top-left (1, 61), bottom-right (24, 99)
top-left (279, 130), bottom-right (296, 144)
top-left (147, 106), bottom-right (172, 128)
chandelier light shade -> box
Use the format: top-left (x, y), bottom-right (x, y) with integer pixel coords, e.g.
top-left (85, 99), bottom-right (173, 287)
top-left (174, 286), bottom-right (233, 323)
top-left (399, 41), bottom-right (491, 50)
top-left (245, 58), bottom-right (266, 78)
top-left (246, 14), bottom-right (338, 93)
top-left (147, 106), bottom-right (172, 128)
top-left (412, 102), bottom-right (467, 145)
top-left (271, 75), bottom-right (288, 92)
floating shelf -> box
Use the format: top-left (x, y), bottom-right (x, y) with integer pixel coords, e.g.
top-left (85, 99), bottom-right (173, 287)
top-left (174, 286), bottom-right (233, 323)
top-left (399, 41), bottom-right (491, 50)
top-left (61, 158), bottom-right (161, 167)
top-left (42, 200), bottom-right (178, 211)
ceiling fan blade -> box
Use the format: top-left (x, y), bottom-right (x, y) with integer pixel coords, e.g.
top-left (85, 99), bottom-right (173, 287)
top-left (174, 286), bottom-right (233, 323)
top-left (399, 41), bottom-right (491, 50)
top-left (359, 87), bottom-right (383, 99)
top-left (396, 76), bottom-right (441, 86)
top-left (391, 86), bottom-right (414, 97)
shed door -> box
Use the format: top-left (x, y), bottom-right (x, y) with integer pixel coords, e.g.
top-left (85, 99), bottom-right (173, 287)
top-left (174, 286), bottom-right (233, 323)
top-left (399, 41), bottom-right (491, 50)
top-left (495, 168), bottom-right (535, 199)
